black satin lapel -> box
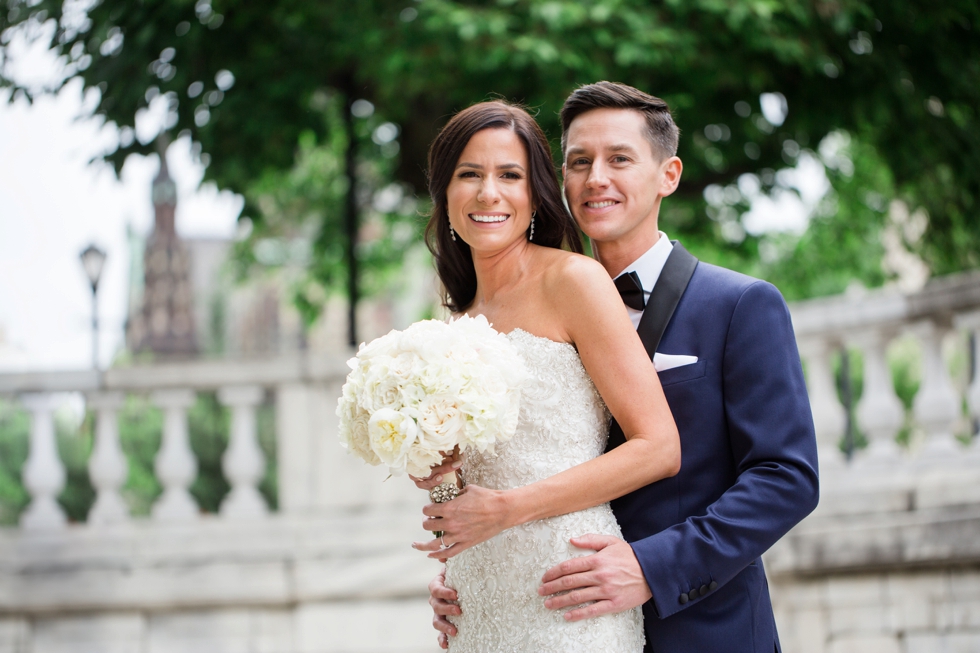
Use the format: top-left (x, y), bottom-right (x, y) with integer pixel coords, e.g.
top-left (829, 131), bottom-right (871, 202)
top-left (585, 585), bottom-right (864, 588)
top-left (607, 242), bottom-right (699, 452)
top-left (635, 242), bottom-right (699, 361)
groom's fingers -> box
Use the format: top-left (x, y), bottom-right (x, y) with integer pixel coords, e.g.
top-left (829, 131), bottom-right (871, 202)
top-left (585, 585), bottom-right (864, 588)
top-left (538, 570), bottom-right (595, 599)
top-left (428, 567), bottom-right (458, 647)
top-left (542, 586), bottom-right (606, 610)
top-left (432, 612), bottom-right (458, 636)
top-left (429, 570), bottom-right (459, 603)
top-left (540, 554), bottom-right (595, 587)
top-left (569, 533), bottom-right (619, 551)
top-left (540, 536), bottom-right (653, 619)
top-left (562, 599), bottom-right (618, 622)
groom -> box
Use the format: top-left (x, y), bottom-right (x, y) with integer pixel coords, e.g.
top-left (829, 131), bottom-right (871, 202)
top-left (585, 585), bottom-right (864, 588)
top-left (428, 82), bottom-right (819, 651)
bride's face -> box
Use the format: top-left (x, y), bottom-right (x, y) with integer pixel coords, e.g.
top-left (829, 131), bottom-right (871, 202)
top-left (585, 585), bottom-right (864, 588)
top-left (446, 127), bottom-right (533, 253)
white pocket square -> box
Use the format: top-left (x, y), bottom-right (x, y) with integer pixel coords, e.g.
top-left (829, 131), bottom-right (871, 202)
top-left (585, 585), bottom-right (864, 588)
top-left (653, 353), bottom-right (698, 373)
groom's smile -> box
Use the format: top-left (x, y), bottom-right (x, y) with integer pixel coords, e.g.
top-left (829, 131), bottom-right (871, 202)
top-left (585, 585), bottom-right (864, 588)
top-left (581, 197), bottom-right (623, 215)
top-left (562, 107), bottom-right (681, 272)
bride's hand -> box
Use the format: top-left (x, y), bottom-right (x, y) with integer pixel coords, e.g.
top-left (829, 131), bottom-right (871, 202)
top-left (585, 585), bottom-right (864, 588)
top-left (409, 450), bottom-right (462, 491)
top-left (412, 484), bottom-right (513, 560)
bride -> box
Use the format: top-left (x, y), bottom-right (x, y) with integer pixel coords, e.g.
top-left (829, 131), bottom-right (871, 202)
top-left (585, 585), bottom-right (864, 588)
top-left (411, 100), bottom-right (680, 651)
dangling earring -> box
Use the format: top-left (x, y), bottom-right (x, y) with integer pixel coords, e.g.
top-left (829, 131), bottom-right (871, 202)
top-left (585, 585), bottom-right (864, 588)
top-left (529, 211), bottom-right (536, 242)
top-left (449, 221), bottom-right (456, 242)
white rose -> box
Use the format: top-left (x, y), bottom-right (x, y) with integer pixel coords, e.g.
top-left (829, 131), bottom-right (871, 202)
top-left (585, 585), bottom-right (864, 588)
top-left (339, 406), bottom-right (381, 466)
top-left (416, 394), bottom-right (466, 451)
top-left (369, 372), bottom-right (408, 411)
top-left (389, 351), bottom-right (424, 381)
top-left (357, 356), bottom-right (397, 412)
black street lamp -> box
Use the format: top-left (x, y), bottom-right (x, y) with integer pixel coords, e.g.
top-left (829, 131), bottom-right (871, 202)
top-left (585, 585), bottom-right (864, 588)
top-left (79, 244), bottom-right (107, 370)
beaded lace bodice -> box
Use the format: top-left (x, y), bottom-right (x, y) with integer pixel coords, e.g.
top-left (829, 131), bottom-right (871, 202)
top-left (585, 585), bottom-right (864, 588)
top-left (445, 329), bottom-right (644, 652)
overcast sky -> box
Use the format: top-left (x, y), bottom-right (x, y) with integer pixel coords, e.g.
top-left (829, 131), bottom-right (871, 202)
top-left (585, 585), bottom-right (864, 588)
top-left (0, 36), bottom-right (242, 371)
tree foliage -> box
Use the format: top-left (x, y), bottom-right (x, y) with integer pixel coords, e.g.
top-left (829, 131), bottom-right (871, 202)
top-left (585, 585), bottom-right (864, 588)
top-left (234, 91), bottom-right (421, 326)
top-left (2, 0), bottom-right (977, 302)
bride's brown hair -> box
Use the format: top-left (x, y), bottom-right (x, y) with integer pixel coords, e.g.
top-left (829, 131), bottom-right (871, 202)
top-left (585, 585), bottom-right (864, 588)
top-left (425, 101), bottom-right (583, 313)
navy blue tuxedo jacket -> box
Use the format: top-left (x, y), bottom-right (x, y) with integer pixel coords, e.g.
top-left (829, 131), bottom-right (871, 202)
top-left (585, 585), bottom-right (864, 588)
top-left (611, 258), bottom-right (819, 652)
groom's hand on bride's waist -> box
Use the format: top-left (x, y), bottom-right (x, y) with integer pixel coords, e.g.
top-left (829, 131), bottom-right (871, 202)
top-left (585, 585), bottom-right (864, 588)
top-left (538, 534), bottom-right (652, 621)
top-left (429, 567), bottom-right (460, 650)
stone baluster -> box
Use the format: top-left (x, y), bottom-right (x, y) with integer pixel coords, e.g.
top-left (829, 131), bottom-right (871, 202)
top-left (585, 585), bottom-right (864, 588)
top-left (151, 390), bottom-right (199, 521)
top-left (86, 391), bottom-right (130, 525)
top-left (954, 310), bottom-right (980, 448)
top-left (217, 386), bottom-right (268, 519)
top-left (798, 338), bottom-right (847, 472)
top-left (850, 328), bottom-right (905, 466)
top-left (19, 393), bottom-right (67, 531)
top-left (908, 319), bottom-right (962, 461)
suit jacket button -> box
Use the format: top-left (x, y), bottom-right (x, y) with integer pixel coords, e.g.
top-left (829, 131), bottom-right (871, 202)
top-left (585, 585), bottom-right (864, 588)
top-left (688, 589), bottom-right (699, 601)
top-left (679, 593), bottom-right (689, 605)
top-left (709, 581), bottom-right (718, 591)
top-left (699, 584), bottom-right (709, 596)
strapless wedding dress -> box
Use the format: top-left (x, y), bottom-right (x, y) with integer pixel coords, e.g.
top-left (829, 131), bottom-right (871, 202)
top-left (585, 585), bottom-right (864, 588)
top-left (445, 329), bottom-right (644, 652)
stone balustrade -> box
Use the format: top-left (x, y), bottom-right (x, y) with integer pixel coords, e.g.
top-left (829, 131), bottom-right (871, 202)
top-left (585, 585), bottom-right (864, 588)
top-left (0, 270), bottom-right (978, 653)
top-left (0, 354), bottom-right (435, 653)
top-left (771, 269), bottom-right (980, 653)
top-left (791, 269), bottom-right (980, 472)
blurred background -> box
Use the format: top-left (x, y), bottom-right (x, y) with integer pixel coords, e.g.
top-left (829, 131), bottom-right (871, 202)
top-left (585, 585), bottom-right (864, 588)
top-left (0, 1), bottom-right (978, 652)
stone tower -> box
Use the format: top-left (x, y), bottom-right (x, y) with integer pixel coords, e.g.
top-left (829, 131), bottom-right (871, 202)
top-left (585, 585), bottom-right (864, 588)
top-left (127, 145), bottom-right (197, 358)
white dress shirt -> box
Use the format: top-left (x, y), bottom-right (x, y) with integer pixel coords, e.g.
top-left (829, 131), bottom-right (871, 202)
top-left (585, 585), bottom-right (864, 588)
top-left (614, 231), bottom-right (674, 329)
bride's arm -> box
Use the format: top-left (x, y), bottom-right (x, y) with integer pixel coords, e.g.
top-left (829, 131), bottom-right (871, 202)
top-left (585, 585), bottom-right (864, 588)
top-left (416, 255), bottom-right (680, 558)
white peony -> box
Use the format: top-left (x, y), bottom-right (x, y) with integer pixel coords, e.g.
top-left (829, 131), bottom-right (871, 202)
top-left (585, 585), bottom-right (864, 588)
top-left (368, 408), bottom-right (419, 472)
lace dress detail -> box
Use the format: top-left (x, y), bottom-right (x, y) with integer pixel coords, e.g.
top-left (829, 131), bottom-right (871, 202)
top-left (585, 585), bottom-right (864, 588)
top-left (445, 328), bottom-right (644, 652)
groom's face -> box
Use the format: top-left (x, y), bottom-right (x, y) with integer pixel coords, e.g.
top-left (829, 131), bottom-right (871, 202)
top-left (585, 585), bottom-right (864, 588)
top-left (562, 108), bottom-right (676, 248)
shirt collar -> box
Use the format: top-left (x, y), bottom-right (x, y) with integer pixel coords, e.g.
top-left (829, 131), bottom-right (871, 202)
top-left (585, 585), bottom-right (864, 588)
top-left (616, 232), bottom-right (673, 293)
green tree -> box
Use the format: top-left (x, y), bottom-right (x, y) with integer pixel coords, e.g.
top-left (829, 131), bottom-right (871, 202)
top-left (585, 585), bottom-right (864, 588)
top-left (2, 0), bottom-right (977, 306)
top-left (235, 91), bottom-right (421, 327)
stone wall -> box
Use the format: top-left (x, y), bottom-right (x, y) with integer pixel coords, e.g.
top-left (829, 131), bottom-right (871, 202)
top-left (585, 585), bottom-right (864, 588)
top-left (0, 508), bottom-right (440, 653)
top-left (767, 466), bottom-right (980, 653)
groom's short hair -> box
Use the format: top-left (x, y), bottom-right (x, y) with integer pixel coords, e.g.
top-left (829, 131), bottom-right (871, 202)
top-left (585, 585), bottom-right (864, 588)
top-left (560, 81), bottom-right (680, 161)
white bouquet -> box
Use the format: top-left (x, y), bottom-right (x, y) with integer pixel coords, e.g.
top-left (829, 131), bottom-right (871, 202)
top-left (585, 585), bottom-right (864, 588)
top-left (336, 315), bottom-right (527, 482)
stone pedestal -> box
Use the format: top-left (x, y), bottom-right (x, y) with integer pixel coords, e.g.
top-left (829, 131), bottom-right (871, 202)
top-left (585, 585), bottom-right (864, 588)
top-left (18, 393), bottom-right (66, 531)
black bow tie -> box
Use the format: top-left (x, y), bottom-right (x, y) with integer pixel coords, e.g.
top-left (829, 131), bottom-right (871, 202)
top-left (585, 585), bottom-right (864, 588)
top-left (614, 271), bottom-right (646, 311)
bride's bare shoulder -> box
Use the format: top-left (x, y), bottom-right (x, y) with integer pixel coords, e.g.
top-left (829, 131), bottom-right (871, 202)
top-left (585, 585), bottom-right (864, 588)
top-left (538, 249), bottom-right (614, 297)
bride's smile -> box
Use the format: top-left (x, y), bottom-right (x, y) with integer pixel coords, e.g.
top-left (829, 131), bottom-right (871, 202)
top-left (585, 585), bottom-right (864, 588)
top-left (468, 212), bottom-right (509, 223)
top-left (446, 127), bottom-right (534, 252)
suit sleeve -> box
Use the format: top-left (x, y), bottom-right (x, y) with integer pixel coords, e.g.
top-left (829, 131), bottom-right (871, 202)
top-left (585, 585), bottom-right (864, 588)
top-left (630, 280), bottom-right (820, 619)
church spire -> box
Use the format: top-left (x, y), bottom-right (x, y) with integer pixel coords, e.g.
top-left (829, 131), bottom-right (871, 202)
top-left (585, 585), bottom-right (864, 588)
top-left (126, 138), bottom-right (198, 359)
